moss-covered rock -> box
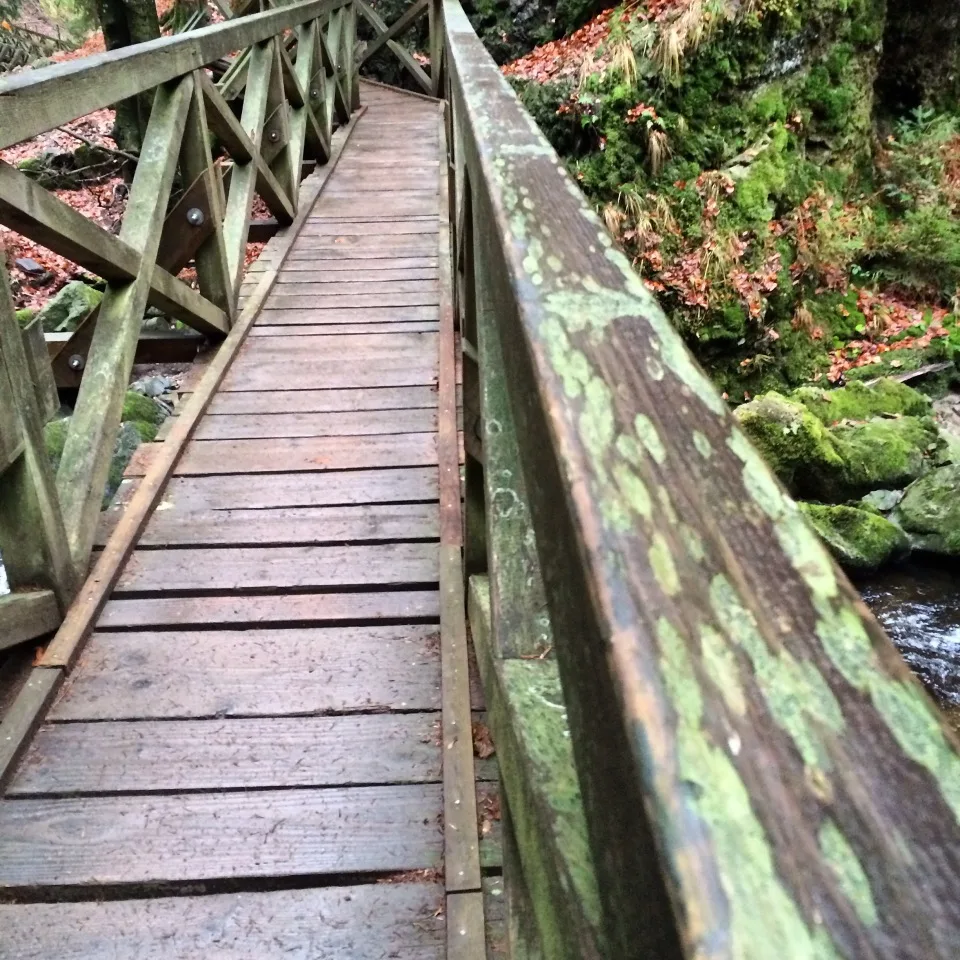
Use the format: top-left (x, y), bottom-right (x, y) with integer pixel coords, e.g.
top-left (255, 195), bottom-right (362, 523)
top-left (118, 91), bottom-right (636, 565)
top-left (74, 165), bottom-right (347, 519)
top-left (36, 281), bottom-right (103, 333)
top-left (104, 421), bottom-right (144, 509)
top-left (831, 415), bottom-right (941, 495)
top-left (735, 389), bottom-right (942, 501)
top-left (130, 420), bottom-right (158, 443)
top-left (791, 378), bottom-right (932, 425)
top-left (733, 392), bottom-right (845, 496)
top-left (15, 308), bottom-right (37, 329)
top-left (799, 501), bottom-right (909, 570)
top-left (121, 390), bottom-right (164, 426)
top-left (894, 464), bottom-right (960, 554)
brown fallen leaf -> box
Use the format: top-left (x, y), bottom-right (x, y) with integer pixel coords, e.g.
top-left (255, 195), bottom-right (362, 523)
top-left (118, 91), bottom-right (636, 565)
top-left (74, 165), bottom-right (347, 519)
top-left (472, 720), bottom-right (495, 759)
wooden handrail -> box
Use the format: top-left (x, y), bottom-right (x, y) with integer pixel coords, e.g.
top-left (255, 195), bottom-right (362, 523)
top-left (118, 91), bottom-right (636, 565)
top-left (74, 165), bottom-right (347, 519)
top-left (437, 0), bottom-right (960, 957)
top-left (0, 0), bottom-right (361, 640)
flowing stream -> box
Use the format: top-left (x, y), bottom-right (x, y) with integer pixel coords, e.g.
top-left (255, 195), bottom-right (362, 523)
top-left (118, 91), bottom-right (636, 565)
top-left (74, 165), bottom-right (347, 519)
top-left (858, 560), bottom-right (960, 730)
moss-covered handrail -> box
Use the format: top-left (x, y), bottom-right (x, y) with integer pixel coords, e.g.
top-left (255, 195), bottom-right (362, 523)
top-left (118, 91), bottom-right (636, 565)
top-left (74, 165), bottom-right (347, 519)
top-left (0, 0), bottom-right (361, 643)
top-left (439, 0), bottom-right (960, 956)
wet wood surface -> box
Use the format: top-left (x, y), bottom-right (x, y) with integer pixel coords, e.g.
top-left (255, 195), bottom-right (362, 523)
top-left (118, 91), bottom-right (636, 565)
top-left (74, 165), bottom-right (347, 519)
top-left (0, 84), bottom-right (479, 957)
top-left (0, 883), bottom-right (445, 960)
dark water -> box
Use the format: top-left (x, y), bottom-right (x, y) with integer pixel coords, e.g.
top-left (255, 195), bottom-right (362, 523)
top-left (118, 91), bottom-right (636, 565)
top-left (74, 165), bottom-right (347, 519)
top-left (858, 560), bottom-right (960, 709)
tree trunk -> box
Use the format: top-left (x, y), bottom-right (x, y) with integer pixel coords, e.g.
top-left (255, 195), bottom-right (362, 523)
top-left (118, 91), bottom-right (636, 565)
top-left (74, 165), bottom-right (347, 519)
top-left (95, 0), bottom-right (162, 156)
top-left (876, 0), bottom-right (960, 113)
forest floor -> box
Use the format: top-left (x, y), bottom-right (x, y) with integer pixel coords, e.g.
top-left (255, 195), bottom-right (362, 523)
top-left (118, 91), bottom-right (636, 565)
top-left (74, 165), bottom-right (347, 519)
top-left (504, 6), bottom-right (960, 391)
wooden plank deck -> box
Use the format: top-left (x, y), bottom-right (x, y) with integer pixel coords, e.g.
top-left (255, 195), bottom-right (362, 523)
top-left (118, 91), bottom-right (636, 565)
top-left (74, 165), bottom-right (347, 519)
top-left (0, 84), bottom-right (483, 959)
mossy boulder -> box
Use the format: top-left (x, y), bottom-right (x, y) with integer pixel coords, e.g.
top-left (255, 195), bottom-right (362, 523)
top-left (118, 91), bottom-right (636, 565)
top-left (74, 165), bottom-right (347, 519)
top-left (831, 416), bottom-right (940, 496)
top-left (799, 502), bottom-right (910, 571)
top-left (121, 390), bottom-right (165, 427)
top-left (104, 421), bottom-right (144, 508)
top-left (894, 464), bottom-right (960, 554)
top-left (791, 379), bottom-right (932, 425)
top-left (735, 391), bottom-right (941, 501)
top-left (733, 392), bottom-right (845, 497)
top-left (15, 308), bottom-right (37, 329)
top-left (36, 281), bottom-right (103, 333)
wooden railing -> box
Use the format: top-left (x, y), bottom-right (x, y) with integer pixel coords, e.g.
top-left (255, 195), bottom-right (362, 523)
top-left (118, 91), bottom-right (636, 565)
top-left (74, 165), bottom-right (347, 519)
top-left (0, 0), bottom-right (361, 644)
top-left (428, 1), bottom-right (960, 957)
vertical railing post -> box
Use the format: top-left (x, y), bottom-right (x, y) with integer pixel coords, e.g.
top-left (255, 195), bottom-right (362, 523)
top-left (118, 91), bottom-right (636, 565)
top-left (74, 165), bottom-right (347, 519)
top-left (0, 267), bottom-right (77, 607)
top-left (428, 0), bottom-right (443, 97)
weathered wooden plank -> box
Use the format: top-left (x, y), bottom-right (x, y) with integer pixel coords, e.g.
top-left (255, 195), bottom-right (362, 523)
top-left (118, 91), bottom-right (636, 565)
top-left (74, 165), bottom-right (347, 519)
top-left (252, 321), bottom-right (441, 335)
top-left (448, 891), bottom-right (488, 960)
top-left (12, 713), bottom-right (443, 794)
top-left (140, 468), bottom-right (439, 512)
top-left (207, 385), bottom-right (437, 412)
top-left (116, 542), bottom-right (439, 593)
top-left (300, 220), bottom-right (439, 236)
top-left (311, 198), bottom-right (438, 219)
top-left (219, 357), bottom-right (438, 389)
top-left (174, 433), bottom-right (437, 474)
top-left (19, 317), bottom-right (58, 423)
top-left (235, 329), bottom-right (439, 354)
top-left (278, 258), bottom-right (439, 273)
top-left (0, 784), bottom-right (443, 889)
top-left (265, 291), bottom-right (441, 309)
top-left (98, 589), bottom-right (440, 629)
top-left (50, 624), bottom-right (440, 720)
top-left (276, 265), bottom-right (439, 280)
top-left (121, 503), bottom-right (439, 547)
top-left (274, 278), bottom-right (440, 295)
top-left (194, 407), bottom-right (437, 438)
top-left (0, 589), bottom-right (60, 651)
top-left (285, 244), bottom-right (439, 260)
top-left (0, 883), bottom-right (444, 960)
top-left (255, 305), bottom-right (439, 323)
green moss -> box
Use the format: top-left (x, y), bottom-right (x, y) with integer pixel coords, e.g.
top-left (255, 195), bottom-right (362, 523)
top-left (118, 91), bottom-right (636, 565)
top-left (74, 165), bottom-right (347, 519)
top-left (799, 502), bottom-right (909, 570)
top-left (733, 392), bottom-right (845, 497)
top-left (120, 390), bottom-right (164, 426)
top-left (131, 419), bottom-right (158, 443)
top-left (15, 308), bottom-right (37, 329)
top-left (831, 416), bottom-right (941, 495)
top-left (791, 378), bottom-right (932, 424)
top-left (894, 464), bottom-right (960, 554)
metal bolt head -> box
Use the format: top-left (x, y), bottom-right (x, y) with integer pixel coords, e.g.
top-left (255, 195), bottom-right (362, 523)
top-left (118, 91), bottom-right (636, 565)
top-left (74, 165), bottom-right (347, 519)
top-left (310, 88), bottom-right (319, 99)
top-left (268, 130), bottom-right (280, 143)
top-left (68, 354), bottom-right (85, 371)
top-left (186, 207), bottom-right (205, 227)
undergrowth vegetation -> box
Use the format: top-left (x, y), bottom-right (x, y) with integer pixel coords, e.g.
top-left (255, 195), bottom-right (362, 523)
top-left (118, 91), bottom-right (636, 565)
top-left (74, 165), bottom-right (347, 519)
top-left (505, 0), bottom-right (960, 399)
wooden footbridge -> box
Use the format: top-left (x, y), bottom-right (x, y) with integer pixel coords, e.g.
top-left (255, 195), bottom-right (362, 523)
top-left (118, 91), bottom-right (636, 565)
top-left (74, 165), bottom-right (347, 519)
top-left (2, 3), bottom-right (960, 958)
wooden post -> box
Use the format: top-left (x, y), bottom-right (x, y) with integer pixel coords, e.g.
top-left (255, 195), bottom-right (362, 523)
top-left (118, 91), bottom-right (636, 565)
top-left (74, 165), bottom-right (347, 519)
top-left (56, 77), bottom-right (194, 568)
top-left (429, 0), bottom-right (442, 97)
top-left (0, 267), bottom-right (77, 606)
top-left (181, 78), bottom-right (236, 321)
